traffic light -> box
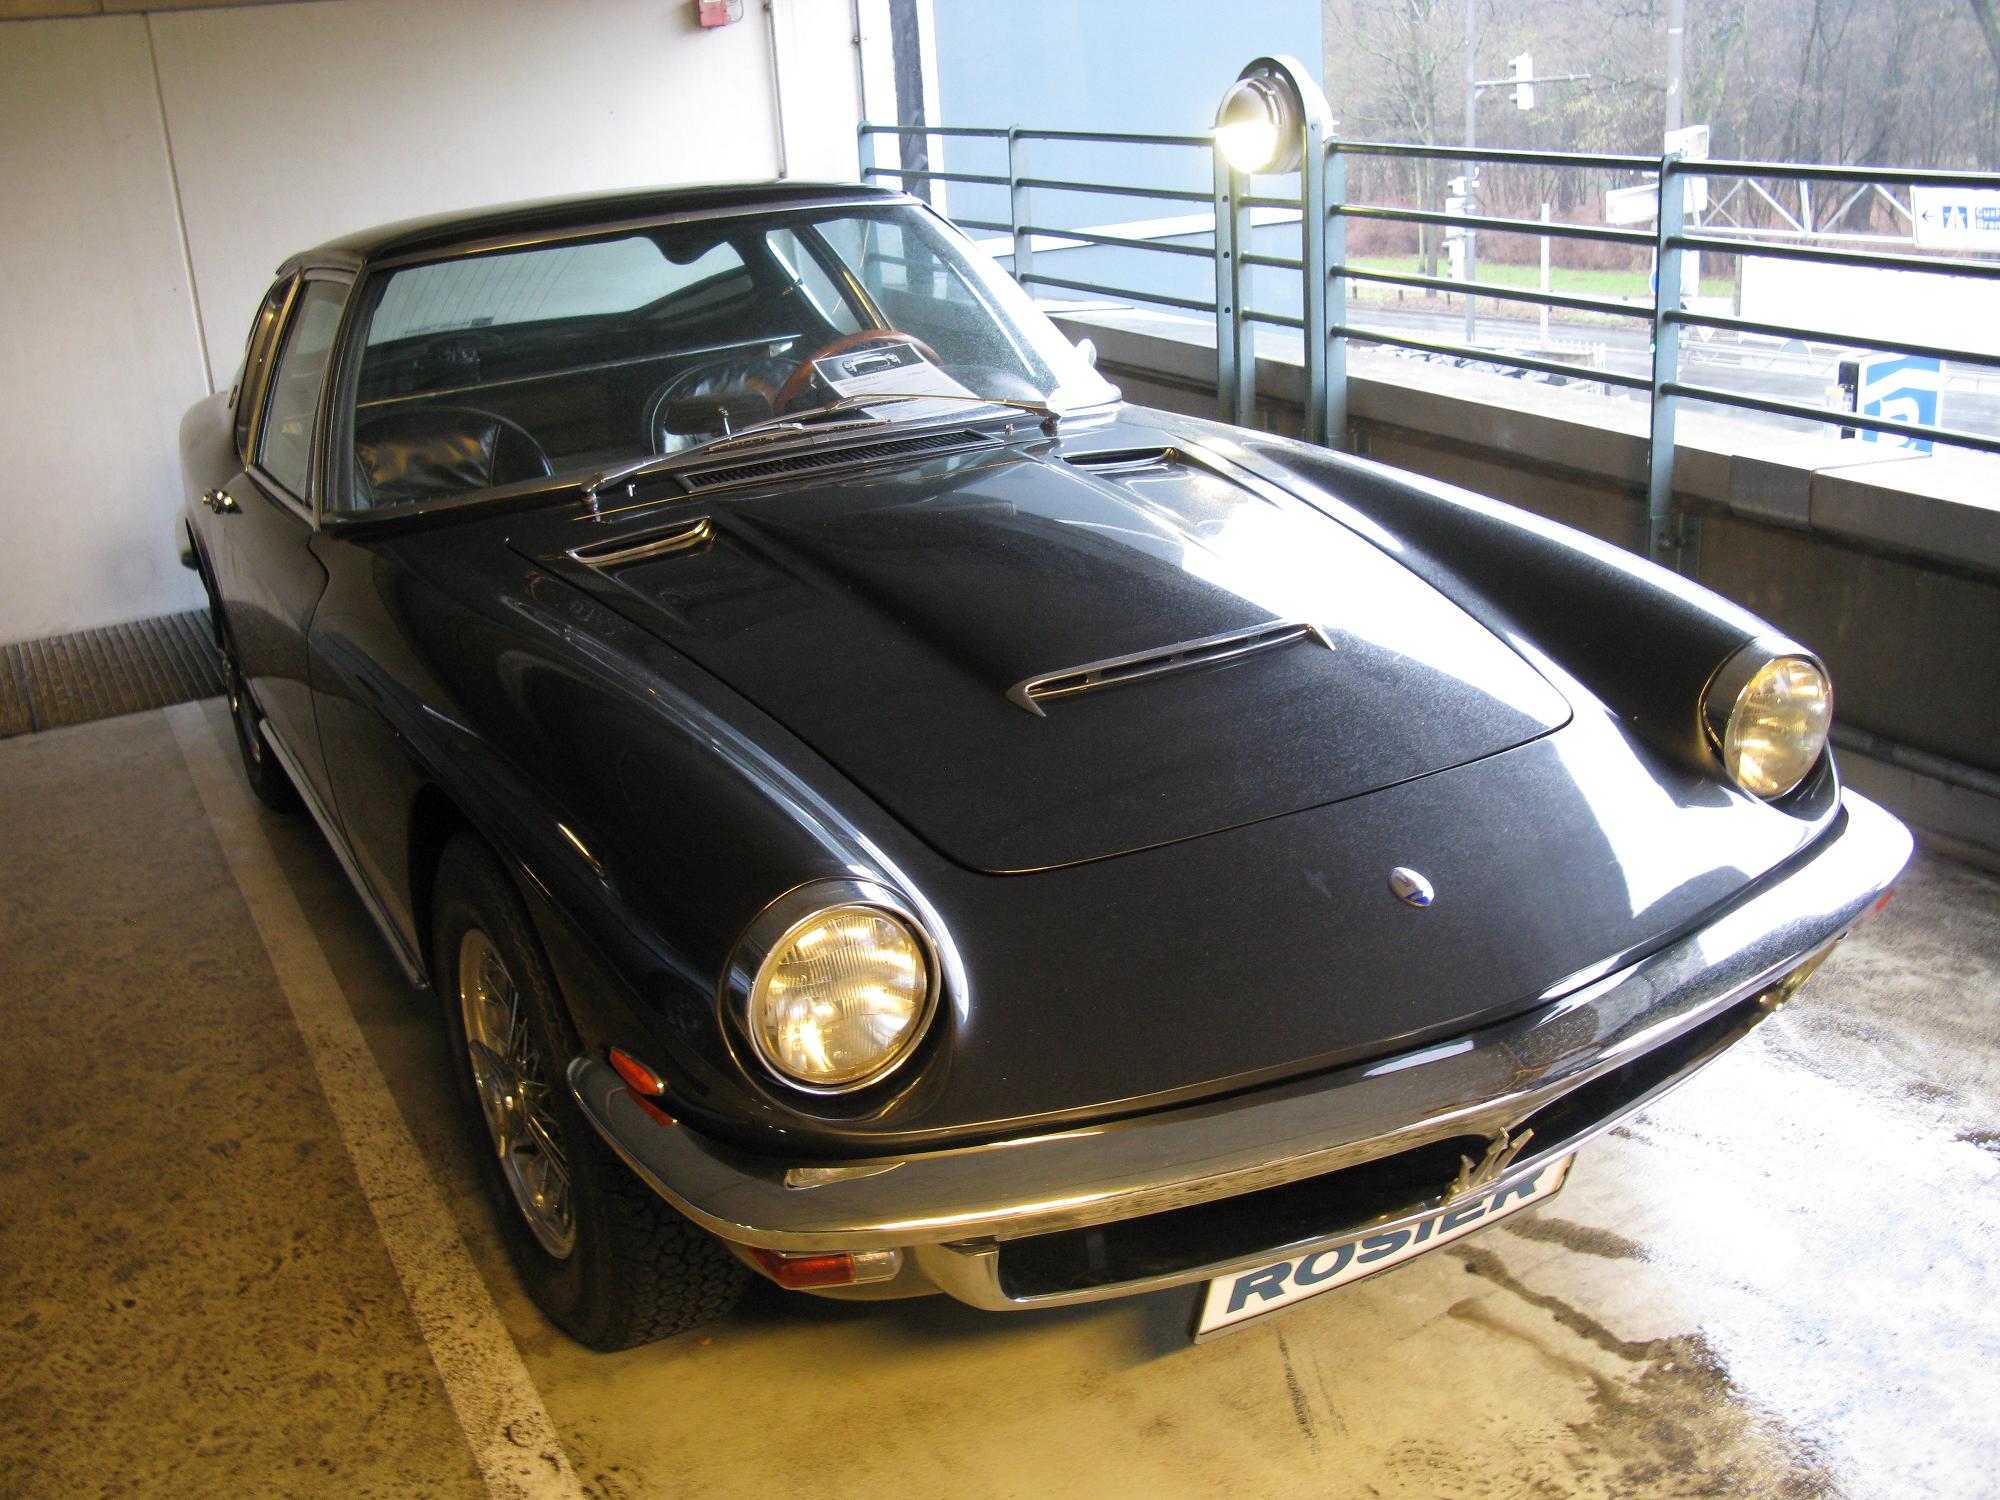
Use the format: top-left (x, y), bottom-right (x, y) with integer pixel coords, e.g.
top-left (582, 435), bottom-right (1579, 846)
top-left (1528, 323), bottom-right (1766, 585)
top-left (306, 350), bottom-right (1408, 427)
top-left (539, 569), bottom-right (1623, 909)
top-left (1510, 53), bottom-right (1535, 111)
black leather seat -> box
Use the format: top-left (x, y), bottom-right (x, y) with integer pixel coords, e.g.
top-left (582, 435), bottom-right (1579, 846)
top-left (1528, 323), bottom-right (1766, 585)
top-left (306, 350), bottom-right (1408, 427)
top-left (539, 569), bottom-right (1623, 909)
top-left (353, 406), bottom-right (553, 510)
top-left (644, 354), bottom-right (796, 453)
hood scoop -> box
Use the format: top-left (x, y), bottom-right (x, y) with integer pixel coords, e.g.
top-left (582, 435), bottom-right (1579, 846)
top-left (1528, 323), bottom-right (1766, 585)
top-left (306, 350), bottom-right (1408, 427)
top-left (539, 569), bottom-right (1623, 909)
top-left (1008, 619), bottom-right (1330, 717)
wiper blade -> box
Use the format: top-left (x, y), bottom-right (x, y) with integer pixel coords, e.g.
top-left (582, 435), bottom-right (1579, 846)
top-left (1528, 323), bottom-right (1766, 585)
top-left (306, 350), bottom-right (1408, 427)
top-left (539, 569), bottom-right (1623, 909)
top-left (585, 408), bottom-right (886, 501)
top-left (584, 393), bottom-right (1063, 502)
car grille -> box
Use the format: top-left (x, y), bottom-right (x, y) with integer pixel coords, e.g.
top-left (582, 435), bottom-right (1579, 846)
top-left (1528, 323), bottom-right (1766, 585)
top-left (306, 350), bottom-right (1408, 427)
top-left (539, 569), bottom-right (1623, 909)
top-left (990, 993), bottom-right (1768, 1301)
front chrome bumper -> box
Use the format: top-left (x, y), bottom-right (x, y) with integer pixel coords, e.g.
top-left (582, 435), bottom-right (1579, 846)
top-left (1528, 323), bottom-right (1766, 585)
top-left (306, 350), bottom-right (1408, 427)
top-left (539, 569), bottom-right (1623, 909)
top-left (569, 791), bottom-right (1910, 1307)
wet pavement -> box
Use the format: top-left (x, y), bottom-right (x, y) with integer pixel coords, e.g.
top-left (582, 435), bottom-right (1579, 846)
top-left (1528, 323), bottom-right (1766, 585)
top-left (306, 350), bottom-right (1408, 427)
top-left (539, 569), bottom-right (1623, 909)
top-left (1, 701), bottom-right (1995, 1498)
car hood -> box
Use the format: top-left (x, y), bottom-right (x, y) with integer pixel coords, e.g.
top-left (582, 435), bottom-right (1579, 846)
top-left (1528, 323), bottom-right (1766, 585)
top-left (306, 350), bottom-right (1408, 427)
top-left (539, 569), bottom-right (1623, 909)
top-left (515, 429), bottom-right (1571, 873)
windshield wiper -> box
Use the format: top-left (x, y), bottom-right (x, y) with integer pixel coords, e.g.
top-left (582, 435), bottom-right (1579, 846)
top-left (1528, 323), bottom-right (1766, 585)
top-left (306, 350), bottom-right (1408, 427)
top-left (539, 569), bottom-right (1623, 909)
top-left (584, 392), bottom-right (1064, 503)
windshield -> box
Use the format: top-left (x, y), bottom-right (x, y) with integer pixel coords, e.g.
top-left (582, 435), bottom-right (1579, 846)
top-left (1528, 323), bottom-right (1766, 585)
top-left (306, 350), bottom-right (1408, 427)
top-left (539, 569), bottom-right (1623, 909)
top-left (337, 200), bottom-right (1117, 512)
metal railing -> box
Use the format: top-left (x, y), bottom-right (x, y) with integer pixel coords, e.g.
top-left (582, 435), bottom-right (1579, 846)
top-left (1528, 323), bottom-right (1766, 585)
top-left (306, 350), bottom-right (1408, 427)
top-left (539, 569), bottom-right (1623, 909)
top-left (859, 121), bottom-right (2000, 573)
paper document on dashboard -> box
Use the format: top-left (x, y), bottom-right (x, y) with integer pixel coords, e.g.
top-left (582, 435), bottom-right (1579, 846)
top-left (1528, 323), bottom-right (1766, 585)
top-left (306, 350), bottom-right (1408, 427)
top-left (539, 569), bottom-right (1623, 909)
top-left (814, 342), bottom-right (981, 422)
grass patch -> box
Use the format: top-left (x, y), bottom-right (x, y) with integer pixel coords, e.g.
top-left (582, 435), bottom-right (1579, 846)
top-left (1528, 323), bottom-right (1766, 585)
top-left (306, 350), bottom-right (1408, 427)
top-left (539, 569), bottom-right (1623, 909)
top-left (1346, 255), bottom-right (1734, 301)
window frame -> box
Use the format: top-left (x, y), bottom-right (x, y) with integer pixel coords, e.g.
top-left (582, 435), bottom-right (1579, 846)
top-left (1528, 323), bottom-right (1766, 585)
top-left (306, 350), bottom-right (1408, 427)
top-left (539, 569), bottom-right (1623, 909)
top-left (247, 270), bottom-right (355, 522)
top-left (233, 276), bottom-right (298, 465)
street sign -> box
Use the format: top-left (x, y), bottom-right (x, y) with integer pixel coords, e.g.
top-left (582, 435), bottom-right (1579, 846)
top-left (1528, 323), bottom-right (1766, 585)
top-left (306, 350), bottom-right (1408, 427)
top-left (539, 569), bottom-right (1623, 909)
top-left (1664, 123), bottom-right (1710, 159)
top-left (1852, 353), bottom-right (1941, 455)
top-left (1911, 186), bottom-right (2000, 252)
top-left (1605, 125), bottom-right (1711, 226)
top-left (1605, 183), bottom-right (1660, 225)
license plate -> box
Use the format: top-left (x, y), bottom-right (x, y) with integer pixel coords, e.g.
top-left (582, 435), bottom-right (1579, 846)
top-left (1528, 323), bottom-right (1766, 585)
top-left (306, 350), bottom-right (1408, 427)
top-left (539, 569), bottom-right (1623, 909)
top-left (1192, 1156), bottom-right (1572, 1340)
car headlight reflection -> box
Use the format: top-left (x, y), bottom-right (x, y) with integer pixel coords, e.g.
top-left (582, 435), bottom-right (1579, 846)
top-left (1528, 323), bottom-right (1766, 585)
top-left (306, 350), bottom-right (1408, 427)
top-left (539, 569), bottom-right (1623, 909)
top-left (737, 884), bottom-right (937, 1093)
top-left (1704, 645), bottom-right (1832, 800)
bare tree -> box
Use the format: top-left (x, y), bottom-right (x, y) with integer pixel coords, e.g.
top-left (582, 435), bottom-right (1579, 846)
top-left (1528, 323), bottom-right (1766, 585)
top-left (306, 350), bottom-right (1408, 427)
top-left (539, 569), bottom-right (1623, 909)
top-left (1971, 0), bottom-right (2000, 167)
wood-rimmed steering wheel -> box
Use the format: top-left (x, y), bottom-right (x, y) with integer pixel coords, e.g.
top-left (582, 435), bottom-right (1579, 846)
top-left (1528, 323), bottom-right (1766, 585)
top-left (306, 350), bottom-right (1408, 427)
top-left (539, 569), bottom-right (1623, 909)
top-left (773, 330), bottom-right (944, 414)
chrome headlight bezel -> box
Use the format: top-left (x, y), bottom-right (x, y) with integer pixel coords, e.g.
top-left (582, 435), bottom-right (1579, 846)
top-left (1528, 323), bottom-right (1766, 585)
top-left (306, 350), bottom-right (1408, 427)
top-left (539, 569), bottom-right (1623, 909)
top-left (721, 878), bottom-right (941, 1096)
top-left (1700, 639), bottom-right (1834, 801)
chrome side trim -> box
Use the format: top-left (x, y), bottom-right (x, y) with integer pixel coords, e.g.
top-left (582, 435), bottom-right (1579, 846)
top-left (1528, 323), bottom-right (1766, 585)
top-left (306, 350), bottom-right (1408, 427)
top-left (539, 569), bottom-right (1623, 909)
top-left (566, 791), bottom-right (1909, 1257)
top-left (1007, 619), bottom-right (1334, 717)
top-left (259, 720), bottom-right (429, 989)
top-left (567, 517), bottom-right (714, 568)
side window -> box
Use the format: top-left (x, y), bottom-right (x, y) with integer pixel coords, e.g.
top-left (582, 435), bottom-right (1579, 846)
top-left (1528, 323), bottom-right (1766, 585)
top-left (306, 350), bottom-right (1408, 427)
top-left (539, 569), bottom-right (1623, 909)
top-left (256, 280), bottom-right (347, 498)
top-left (233, 281), bottom-right (292, 459)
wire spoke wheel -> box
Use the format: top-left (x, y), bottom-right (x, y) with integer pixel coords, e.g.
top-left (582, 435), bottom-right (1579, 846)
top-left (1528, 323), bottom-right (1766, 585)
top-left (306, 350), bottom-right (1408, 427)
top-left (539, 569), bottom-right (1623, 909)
top-left (458, 928), bottom-right (575, 1258)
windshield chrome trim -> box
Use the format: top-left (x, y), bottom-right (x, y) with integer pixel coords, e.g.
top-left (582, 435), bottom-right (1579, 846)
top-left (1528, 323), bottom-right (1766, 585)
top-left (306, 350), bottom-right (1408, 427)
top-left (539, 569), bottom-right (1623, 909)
top-left (364, 194), bottom-right (922, 272)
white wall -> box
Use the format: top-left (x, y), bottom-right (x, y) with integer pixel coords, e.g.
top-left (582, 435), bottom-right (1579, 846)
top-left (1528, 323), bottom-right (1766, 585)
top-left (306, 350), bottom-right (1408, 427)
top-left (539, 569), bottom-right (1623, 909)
top-left (0, 18), bottom-right (213, 641)
top-left (0, 0), bottom-right (859, 643)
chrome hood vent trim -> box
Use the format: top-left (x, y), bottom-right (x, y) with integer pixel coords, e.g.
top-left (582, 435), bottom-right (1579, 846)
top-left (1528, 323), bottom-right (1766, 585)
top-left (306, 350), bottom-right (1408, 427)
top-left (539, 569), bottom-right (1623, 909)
top-left (1008, 620), bottom-right (1333, 718)
top-left (567, 516), bottom-right (714, 568)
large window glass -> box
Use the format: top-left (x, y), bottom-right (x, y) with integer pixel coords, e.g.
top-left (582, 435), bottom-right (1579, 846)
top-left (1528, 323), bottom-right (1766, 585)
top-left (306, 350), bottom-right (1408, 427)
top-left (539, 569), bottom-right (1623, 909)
top-left (365, 237), bottom-right (748, 343)
top-left (257, 280), bottom-right (347, 498)
top-left (337, 202), bottom-right (1116, 512)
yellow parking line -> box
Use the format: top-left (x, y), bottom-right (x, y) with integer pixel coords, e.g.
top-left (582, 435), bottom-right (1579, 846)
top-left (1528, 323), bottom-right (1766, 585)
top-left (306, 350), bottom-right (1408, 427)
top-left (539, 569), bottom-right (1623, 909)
top-left (168, 703), bottom-right (584, 1500)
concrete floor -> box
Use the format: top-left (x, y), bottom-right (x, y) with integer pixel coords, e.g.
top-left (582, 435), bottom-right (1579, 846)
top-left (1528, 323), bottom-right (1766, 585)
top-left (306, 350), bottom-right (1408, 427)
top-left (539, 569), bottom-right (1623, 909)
top-left (2, 701), bottom-right (1995, 1499)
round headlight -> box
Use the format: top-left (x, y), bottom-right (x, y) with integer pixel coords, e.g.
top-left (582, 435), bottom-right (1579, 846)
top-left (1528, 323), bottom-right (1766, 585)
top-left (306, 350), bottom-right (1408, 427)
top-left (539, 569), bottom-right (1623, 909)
top-left (1704, 645), bottom-right (1832, 799)
top-left (741, 890), bottom-right (935, 1092)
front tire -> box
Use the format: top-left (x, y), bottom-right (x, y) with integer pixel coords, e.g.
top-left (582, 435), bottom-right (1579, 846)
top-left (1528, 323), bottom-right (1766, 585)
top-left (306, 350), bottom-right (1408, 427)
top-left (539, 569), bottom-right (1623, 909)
top-left (431, 834), bottom-right (747, 1349)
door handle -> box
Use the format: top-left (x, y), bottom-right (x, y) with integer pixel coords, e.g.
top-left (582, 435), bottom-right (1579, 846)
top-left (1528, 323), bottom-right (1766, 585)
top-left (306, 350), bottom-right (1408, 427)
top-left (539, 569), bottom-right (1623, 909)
top-left (203, 489), bottom-right (239, 514)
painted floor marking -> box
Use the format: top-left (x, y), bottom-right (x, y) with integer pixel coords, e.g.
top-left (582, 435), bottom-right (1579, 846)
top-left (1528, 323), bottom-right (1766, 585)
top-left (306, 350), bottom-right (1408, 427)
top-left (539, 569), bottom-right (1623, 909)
top-left (169, 703), bottom-right (585, 1500)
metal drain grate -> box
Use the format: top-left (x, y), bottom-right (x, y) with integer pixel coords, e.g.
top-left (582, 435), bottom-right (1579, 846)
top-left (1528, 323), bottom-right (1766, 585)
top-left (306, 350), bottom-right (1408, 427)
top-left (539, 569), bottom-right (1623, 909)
top-left (0, 610), bottom-right (223, 739)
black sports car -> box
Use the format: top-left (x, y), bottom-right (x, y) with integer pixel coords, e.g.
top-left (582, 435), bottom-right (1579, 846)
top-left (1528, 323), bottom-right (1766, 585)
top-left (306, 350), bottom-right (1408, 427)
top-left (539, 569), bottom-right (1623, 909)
top-left (178, 180), bottom-right (1911, 1348)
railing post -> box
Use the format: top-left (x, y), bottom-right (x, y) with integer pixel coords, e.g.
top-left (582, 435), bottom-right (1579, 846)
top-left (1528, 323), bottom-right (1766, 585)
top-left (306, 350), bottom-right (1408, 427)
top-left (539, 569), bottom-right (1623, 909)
top-left (858, 122), bottom-right (878, 182)
top-left (1213, 150), bottom-right (1251, 424)
top-left (1647, 151), bottom-right (1690, 573)
top-left (1007, 128), bottom-right (1033, 287)
top-left (1301, 121), bottom-right (1330, 445)
top-left (1323, 142), bottom-right (1348, 450)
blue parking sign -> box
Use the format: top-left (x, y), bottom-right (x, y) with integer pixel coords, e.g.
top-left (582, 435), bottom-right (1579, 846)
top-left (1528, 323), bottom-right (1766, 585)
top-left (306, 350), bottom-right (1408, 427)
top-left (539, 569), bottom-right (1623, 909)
top-left (1857, 354), bottom-right (1941, 455)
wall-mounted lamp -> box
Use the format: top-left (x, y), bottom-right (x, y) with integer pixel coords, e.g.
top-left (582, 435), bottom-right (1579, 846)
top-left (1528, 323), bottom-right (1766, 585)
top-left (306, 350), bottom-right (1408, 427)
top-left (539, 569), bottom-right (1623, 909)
top-left (1214, 57), bottom-right (1329, 175)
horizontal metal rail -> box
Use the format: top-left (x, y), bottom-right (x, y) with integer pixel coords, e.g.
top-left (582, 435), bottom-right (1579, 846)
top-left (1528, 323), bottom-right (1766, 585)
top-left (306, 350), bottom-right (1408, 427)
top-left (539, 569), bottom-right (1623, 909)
top-left (858, 123), bottom-right (1209, 148)
top-left (859, 112), bottom-right (2000, 550)
top-left (1335, 324), bottom-right (1653, 389)
top-left (1018, 271), bottom-right (1217, 315)
top-left (1335, 140), bottom-right (1659, 173)
top-left (859, 122), bottom-right (1009, 140)
top-left (1018, 175), bottom-right (1215, 204)
top-left (1671, 309), bottom-right (2000, 371)
top-left (1675, 156), bottom-right (2000, 191)
top-left (1016, 127), bottom-right (1209, 148)
top-left (1674, 231), bottom-right (2000, 282)
top-left (862, 165), bottom-right (1013, 188)
top-left (1337, 263), bottom-right (1648, 320)
top-left (1339, 202), bottom-right (1656, 247)
top-left (1016, 223), bottom-right (1216, 259)
top-left (1665, 380), bottom-right (2000, 456)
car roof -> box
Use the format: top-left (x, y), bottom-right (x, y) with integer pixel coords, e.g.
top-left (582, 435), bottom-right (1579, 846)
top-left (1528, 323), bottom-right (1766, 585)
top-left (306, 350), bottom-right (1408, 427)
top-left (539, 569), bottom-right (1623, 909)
top-left (282, 179), bottom-right (906, 273)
